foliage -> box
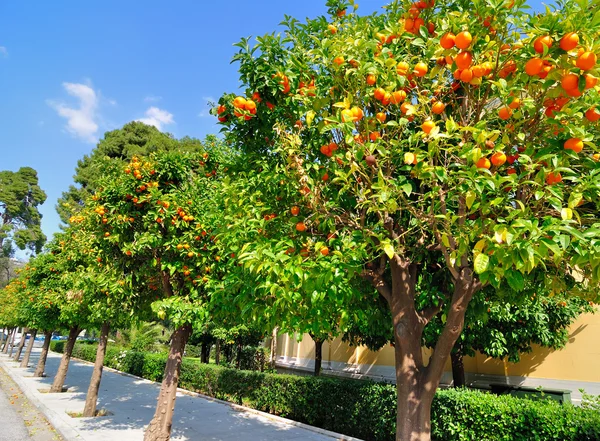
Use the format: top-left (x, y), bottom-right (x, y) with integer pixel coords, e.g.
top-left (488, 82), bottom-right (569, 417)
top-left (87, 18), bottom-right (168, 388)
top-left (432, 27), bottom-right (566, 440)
top-left (116, 321), bottom-right (169, 352)
top-left (51, 342), bottom-right (600, 441)
top-left (580, 389), bottom-right (600, 412)
top-left (0, 166), bottom-right (47, 258)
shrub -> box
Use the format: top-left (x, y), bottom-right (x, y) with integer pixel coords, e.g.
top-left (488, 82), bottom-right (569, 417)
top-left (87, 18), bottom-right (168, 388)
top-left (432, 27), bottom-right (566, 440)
top-left (239, 346), bottom-right (270, 372)
top-left (53, 343), bottom-right (600, 441)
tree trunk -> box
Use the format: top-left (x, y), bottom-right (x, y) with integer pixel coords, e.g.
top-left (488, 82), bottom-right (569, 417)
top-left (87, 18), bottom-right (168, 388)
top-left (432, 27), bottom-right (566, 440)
top-left (309, 334), bottom-right (324, 376)
top-left (20, 329), bottom-right (37, 368)
top-left (50, 326), bottom-right (80, 393)
top-left (2, 328), bottom-right (13, 353)
top-left (270, 327), bottom-right (278, 369)
top-left (13, 329), bottom-right (28, 361)
top-left (381, 258), bottom-right (477, 441)
top-left (34, 330), bottom-right (52, 377)
top-left (200, 342), bottom-right (209, 364)
top-left (7, 328), bottom-right (16, 356)
top-left (236, 343), bottom-right (242, 369)
top-left (451, 351), bottom-right (466, 388)
top-left (0, 328), bottom-right (5, 350)
top-left (83, 321), bottom-right (110, 417)
top-left (215, 340), bottom-right (220, 365)
top-left (143, 324), bottom-right (192, 441)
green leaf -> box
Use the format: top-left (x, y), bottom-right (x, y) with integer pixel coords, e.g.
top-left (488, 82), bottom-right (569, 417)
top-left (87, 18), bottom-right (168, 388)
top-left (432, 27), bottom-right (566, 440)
top-left (505, 269), bottom-right (525, 292)
top-left (474, 253), bottom-right (489, 274)
top-left (466, 191), bottom-right (476, 210)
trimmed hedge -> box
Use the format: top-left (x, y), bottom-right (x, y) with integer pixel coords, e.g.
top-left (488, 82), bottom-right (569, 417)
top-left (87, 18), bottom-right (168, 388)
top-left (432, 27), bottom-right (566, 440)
top-left (51, 342), bottom-right (600, 441)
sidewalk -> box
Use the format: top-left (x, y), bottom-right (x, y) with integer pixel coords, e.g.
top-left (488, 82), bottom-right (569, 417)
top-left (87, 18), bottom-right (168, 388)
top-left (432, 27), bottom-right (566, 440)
top-left (0, 349), bottom-right (360, 441)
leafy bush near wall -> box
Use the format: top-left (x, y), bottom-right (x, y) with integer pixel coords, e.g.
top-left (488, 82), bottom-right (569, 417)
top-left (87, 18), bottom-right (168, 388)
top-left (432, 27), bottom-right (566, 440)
top-left (52, 342), bottom-right (600, 441)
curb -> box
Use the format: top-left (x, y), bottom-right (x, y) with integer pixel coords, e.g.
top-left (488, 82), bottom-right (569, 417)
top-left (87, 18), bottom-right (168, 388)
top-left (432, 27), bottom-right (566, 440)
top-left (63, 352), bottom-right (364, 441)
top-left (0, 353), bottom-right (82, 441)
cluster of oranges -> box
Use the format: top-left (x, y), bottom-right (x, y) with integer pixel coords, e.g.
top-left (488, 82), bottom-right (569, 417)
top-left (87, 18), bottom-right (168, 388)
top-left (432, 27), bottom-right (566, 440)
top-left (403, 0), bottom-right (435, 35)
top-left (232, 96), bottom-right (257, 120)
top-left (319, 142), bottom-right (338, 157)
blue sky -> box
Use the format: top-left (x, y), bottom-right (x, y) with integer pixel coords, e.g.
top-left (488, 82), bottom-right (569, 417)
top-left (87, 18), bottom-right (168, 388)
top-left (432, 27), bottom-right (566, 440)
top-left (0, 1), bottom-right (543, 258)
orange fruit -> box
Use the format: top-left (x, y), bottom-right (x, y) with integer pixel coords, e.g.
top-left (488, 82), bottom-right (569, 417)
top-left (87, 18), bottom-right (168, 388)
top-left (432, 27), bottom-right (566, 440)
top-left (593, 153), bottom-right (600, 162)
top-left (233, 96), bottom-right (247, 109)
top-left (328, 24), bottom-right (337, 34)
top-left (421, 120), bottom-right (436, 134)
top-left (491, 152), bottom-right (507, 166)
top-left (455, 31), bottom-right (472, 50)
top-left (559, 32), bottom-right (579, 51)
top-left (413, 62), bottom-right (428, 77)
top-left (525, 57), bottom-right (544, 76)
top-left (565, 87), bottom-right (582, 98)
top-left (564, 137), bottom-right (583, 153)
top-left (341, 109), bottom-right (353, 122)
top-left (404, 152), bottom-right (417, 165)
top-left (455, 51), bottom-right (473, 69)
top-left (369, 131), bottom-right (381, 142)
top-left (576, 51), bottom-right (596, 71)
top-left (509, 97), bottom-right (521, 109)
top-left (396, 61), bottom-right (409, 76)
top-left (366, 74), bottom-right (377, 85)
top-left (546, 171), bottom-right (562, 185)
top-left (296, 222), bottom-right (306, 232)
top-left (374, 87), bottom-right (386, 101)
top-left (476, 157), bottom-right (491, 169)
top-left (431, 101), bottom-right (446, 114)
top-left (290, 206), bottom-right (300, 216)
top-left (460, 68), bottom-right (473, 82)
top-left (453, 69), bottom-right (462, 80)
top-left (351, 107), bottom-right (364, 121)
top-left (498, 107), bottom-right (513, 120)
top-left (472, 65), bottom-right (486, 77)
top-left (333, 56), bottom-right (345, 66)
top-left (320, 246), bottom-right (330, 256)
top-left (376, 112), bottom-right (387, 123)
top-left (585, 74), bottom-right (598, 89)
top-left (533, 35), bottom-right (553, 54)
top-left (585, 107), bottom-right (600, 122)
top-left (440, 32), bottom-right (456, 49)
top-left (561, 73), bottom-right (579, 91)
top-left (400, 102), bottom-right (413, 114)
top-left (390, 90), bottom-right (407, 104)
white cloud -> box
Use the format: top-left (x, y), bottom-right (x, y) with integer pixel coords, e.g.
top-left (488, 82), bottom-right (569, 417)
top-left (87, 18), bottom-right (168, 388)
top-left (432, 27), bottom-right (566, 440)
top-left (144, 95), bottom-right (162, 103)
top-left (137, 107), bottom-right (174, 130)
top-left (0, 46), bottom-right (7, 57)
top-left (48, 82), bottom-right (99, 143)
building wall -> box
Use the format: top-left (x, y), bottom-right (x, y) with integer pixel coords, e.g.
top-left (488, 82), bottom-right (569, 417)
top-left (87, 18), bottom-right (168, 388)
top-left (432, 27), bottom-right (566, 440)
top-left (274, 313), bottom-right (600, 401)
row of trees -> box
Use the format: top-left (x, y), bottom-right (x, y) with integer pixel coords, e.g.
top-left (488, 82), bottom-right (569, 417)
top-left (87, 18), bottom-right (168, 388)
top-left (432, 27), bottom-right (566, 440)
top-left (2, 1), bottom-right (600, 441)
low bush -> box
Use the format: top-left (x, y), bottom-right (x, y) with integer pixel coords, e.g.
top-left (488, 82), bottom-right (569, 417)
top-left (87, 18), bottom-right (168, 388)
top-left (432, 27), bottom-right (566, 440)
top-left (52, 342), bottom-right (600, 441)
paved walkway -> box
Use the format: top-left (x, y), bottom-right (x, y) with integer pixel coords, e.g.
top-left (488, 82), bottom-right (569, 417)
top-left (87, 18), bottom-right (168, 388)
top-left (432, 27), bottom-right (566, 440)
top-left (0, 350), bottom-right (358, 441)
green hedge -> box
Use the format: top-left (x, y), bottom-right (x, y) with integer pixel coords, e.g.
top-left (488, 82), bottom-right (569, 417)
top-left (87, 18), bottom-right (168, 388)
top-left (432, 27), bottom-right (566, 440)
top-left (51, 342), bottom-right (600, 441)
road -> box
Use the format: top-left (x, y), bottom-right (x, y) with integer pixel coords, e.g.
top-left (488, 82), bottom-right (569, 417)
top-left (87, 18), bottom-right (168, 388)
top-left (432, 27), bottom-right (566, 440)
top-left (0, 366), bottom-right (62, 441)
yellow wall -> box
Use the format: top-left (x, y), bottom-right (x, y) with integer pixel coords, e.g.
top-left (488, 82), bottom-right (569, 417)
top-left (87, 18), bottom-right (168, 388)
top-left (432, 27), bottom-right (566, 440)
top-left (276, 313), bottom-right (600, 382)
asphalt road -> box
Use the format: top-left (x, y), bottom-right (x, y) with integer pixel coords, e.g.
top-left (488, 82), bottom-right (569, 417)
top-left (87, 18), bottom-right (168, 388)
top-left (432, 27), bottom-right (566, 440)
top-left (0, 377), bottom-right (32, 441)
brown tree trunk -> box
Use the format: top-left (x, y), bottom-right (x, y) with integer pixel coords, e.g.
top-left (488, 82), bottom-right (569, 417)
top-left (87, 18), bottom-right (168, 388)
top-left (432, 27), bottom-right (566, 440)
top-left (236, 343), bottom-right (242, 369)
top-left (144, 324), bottom-right (192, 441)
top-left (2, 328), bottom-right (13, 353)
top-left (451, 351), bottom-right (466, 388)
top-left (13, 328), bottom-right (28, 361)
top-left (200, 343), bottom-right (209, 363)
top-left (20, 329), bottom-right (37, 368)
top-left (380, 258), bottom-right (478, 441)
top-left (215, 340), bottom-right (220, 365)
top-left (83, 321), bottom-right (110, 417)
top-left (50, 326), bottom-right (80, 393)
top-left (309, 334), bottom-right (324, 376)
top-left (34, 330), bottom-right (52, 377)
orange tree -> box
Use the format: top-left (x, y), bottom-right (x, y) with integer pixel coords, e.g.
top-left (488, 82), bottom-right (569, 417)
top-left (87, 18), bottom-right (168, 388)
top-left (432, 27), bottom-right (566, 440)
top-left (215, 0), bottom-right (600, 439)
top-left (84, 149), bottom-right (227, 441)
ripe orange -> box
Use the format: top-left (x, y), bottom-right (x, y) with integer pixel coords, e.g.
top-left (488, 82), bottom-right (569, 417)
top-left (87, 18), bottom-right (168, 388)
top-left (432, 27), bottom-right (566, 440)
top-left (576, 51), bottom-right (596, 71)
top-left (404, 152), bottom-right (417, 165)
top-left (525, 57), bottom-right (544, 76)
top-left (559, 32), bottom-right (579, 51)
top-left (396, 61), bottom-right (409, 76)
top-left (366, 74), bottom-right (377, 85)
top-left (533, 35), bottom-right (553, 54)
top-left (498, 107), bottom-right (513, 120)
top-left (376, 112), bottom-right (387, 123)
top-left (546, 171), bottom-right (562, 185)
top-left (476, 157), bottom-right (491, 169)
top-left (322, 172), bottom-right (329, 181)
top-left (564, 137), bottom-right (583, 153)
top-left (472, 65), bottom-right (486, 77)
top-left (374, 87), bottom-right (386, 101)
top-left (593, 153), bottom-right (600, 162)
top-left (328, 24), bottom-right (337, 34)
top-left (341, 109), bottom-right (353, 122)
top-left (585, 107), bottom-right (600, 122)
top-left (491, 152), bottom-right (507, 166)
top-left (509, 97), bottom-right (521, 109)
top-left (421, 120), bottom-right (436, 134)
top-left (455, 31), bottom-right (472, 50)
top-left (431, 101), bottom-right (446, 114)
top-left (561, 73), bottom-right (579, 91)
top-left (290, 206), bottom-right (300, 216)
top-left (390, 90), bottom-right (407, 104)
top-left (585, 74), bottom-right (598, 89)
top-left (320, 246), bottom-right (330, 256)
top-left (413, 62), bottom-right (428, 77)
top-left (460, 68), bottom-right (473, 82)
top-left (369, 131), bottom-right (381, 142)
top-left (296, 222), bottom-right (307, 232)
top-left (440, 32), bottom-right (456, 49)
top-left (333, 56), bottom-right (345, 66)
top-left (233, 96), bottom-right (247, 109)
top-left (455, 51), bottom-right (473, 69)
